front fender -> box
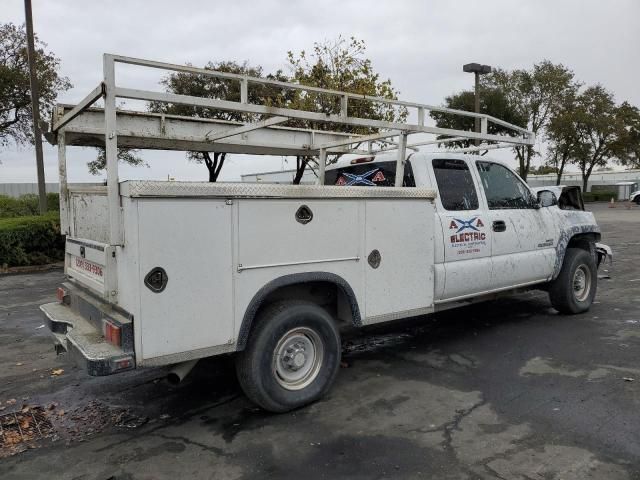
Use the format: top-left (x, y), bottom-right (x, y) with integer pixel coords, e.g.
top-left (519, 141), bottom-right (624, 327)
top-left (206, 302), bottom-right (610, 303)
top-left (552, 210), bottom-right (601, 279)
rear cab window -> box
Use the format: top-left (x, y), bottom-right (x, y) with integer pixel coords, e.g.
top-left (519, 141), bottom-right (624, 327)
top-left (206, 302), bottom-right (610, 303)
top-left (325, 160), bottom-right (416, 187)
top-left (431, 159), bottom-right (479, 211)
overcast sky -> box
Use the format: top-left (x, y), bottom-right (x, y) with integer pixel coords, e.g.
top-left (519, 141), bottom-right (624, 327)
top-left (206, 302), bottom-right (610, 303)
top-left (2, 0), bottom-right (639, 183)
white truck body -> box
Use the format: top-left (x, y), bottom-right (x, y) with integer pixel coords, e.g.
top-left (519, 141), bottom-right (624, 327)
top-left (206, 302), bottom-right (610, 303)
top-left (40, 55), bottom-right (609, 410)
top-left (64, 182), bottom-right (435, 367)
top-left (44, 152), bottom-right (605, 371)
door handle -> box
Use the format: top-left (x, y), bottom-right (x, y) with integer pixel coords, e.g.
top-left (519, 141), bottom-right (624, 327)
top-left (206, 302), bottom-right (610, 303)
top-left (492, 220), bottom-right (506, 232)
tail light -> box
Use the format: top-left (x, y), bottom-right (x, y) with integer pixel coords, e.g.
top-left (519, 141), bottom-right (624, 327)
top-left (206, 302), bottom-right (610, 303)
top-left (114, 357), bottom-right (133, 371)
top-left (56, 287), bottom-right (69, 305)
top-left (103, 319), bottom-right (121, 347)
top-left (350, 156), bottom-right (375, 164)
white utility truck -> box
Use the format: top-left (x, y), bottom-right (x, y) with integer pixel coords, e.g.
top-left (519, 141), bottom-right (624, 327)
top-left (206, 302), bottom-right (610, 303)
top-left (41, 55), bottom-right (611, 412)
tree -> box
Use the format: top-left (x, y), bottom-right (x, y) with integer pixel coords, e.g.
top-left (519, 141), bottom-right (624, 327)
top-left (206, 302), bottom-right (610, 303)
top-left (482, 61), bottom-right (579, 180)
top-left (285, 36), bottom-right (407, 183)
top-left (529, 164), bottom-right (557, 175)
top-left (87, 147), bottom-right (145, 175)
top-left (148, 38), bottom-right (407, 184)
top-left (149, 61), bottom-right (288, 181)
top-left (570, 85), bottom-right (632, 192)
top-left (430, 86), bottom-right (527, 149)
top-left (614, 102), bottom-right (640, 168)
top-left (0, 22), bottom-right (71, 150)
top-left (544, 92), bottom-right (586, 185)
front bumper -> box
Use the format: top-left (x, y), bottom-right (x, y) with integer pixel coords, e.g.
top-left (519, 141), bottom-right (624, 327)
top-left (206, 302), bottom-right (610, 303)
top-left (41, 301), bottom-right (135, 376)
top-left (595, 243), bottom-right (613, 268)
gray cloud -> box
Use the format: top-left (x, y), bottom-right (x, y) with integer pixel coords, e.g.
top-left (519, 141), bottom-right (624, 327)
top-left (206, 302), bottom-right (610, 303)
top-left (1, 0), bottom-right (638, 182)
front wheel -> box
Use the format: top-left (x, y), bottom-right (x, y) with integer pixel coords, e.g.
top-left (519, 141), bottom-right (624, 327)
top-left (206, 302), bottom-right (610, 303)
top-left (548, 247), bottom-right (597, 314)
top-left (235, 301), bottom-right (341, 413)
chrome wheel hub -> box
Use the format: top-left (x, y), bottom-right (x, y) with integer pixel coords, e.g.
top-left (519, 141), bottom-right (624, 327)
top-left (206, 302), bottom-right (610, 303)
top-left (273, 327), bottom-right (324, 391)
top-left (572, 265), bottom-right (591, 302)
top-left (282, 343), bottom-right (307, 371)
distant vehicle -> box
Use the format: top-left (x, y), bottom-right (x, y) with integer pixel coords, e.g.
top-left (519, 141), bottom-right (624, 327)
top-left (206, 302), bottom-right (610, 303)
top-left (41, 55), bottom-right (611, 413)
top-left (630, 189), bottom-right (640, 204)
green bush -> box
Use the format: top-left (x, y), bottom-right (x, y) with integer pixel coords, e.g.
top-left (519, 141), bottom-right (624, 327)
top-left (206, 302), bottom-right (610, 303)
top-left (0, 211), bottom-right (64, 267)
top-left (582, 191), bottom-right (617, 202)
top-left (0, 193), bottom-right (60, 218)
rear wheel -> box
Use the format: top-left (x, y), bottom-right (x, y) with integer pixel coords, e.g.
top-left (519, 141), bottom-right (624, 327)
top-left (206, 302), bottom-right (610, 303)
top-left (235, 301), bottom-right (341, 413)
top-left (548, 247), bottom-right (597, 314)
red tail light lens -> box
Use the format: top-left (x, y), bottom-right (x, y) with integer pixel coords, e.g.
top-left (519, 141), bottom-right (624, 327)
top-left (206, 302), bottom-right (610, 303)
top-left (103, 320), bottom-right (121, 347)
top-left (350, 156), bottom-right (375, 165)
top-left (57, 287), bottom-right (69, 304)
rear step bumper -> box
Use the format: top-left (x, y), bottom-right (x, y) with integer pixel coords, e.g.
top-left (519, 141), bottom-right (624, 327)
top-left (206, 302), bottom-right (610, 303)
top-left (41, 302), bottom-right (135, 376)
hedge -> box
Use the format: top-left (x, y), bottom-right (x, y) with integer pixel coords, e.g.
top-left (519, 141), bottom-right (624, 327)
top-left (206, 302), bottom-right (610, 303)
top-left (0, 211), bottom-right (65, 267)
top-left (582, 191), bottom-right (617, 202)
top-left (0, 193), bottom-right (60, 218)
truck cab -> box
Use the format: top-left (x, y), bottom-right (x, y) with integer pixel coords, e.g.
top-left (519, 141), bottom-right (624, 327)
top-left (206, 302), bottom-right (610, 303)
top-left (326, 152), bottom-right (607, 306)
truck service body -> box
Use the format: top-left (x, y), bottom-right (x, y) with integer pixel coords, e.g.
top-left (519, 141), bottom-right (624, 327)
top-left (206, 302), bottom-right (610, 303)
top-left (41, 55), bottom-right (610, 411)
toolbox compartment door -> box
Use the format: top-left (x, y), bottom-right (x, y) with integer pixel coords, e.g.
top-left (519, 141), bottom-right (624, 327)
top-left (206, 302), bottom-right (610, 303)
top-left (364, 199), bottom-right (435, 322)
top-left (137, 198), bottom-right (234, 362)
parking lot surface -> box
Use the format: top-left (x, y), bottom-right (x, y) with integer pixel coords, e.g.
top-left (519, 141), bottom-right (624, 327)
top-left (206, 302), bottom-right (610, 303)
top-left (0, 202), bottom-right (639, 479)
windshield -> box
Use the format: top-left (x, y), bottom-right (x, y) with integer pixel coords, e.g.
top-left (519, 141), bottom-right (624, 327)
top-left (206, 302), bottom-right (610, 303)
top-left (324, 161), bottom-right (415, 187)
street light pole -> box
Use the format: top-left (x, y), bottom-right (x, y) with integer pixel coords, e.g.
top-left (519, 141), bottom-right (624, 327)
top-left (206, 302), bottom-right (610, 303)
top-left (24, 0), bottom-right (47, 214)
top-left (474, 71), bottom-right (480, 139)
top-left (463, 63), bottom-right (492, 146)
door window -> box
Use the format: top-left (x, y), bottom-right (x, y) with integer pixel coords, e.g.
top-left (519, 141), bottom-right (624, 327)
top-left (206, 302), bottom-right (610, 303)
top-left (432, 159), bottom-right (479, 211)
top-left (476, 161), bottom-right (534, 209)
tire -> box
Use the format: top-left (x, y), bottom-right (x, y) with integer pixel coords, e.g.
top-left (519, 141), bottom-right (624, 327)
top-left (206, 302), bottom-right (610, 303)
top-left (634, 196), bottom-right (640, 205)
top-left (548, 247), bottom-right (597, 314)
top-left (235, 300), bottom-right (341, 413)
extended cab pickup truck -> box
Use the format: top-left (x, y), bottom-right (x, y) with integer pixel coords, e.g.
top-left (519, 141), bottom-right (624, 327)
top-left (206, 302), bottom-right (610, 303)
top-left (42, 151), bottom-right (610, 412)
top-left (41, 55), bottom-right (611, 413)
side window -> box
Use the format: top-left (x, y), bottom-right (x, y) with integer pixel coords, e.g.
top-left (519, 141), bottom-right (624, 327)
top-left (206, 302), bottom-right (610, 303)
top-left (476, 161), bottom-right (534, 209)
top-left (432, 159), bottom-right (479, 211)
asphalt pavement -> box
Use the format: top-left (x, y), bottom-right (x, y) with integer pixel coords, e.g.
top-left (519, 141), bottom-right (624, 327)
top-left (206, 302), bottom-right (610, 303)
top-left (0, 202), bottom-right (639, 479)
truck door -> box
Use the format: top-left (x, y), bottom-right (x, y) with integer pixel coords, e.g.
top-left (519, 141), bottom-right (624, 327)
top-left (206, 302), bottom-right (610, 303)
top-left (430, 158), bottom-right (493, 300)
top-left (474, 160), bottom-right (557, 289)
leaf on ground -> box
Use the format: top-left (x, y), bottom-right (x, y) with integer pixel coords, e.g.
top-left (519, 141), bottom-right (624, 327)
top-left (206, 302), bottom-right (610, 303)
top-left (51, 369), bottom-right (64, 376)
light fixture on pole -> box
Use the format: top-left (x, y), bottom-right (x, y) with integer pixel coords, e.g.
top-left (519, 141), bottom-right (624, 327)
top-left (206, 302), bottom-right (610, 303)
top-left (463, 63), bottom-right (492, 146)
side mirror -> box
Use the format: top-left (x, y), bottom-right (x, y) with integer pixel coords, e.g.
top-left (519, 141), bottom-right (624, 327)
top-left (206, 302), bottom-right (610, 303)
top-left (537, 190), bottom-right (558, 208)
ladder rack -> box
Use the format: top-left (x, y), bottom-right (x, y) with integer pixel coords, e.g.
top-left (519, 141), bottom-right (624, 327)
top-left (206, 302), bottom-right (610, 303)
top-left (48, 54), bottom-right (535, 246)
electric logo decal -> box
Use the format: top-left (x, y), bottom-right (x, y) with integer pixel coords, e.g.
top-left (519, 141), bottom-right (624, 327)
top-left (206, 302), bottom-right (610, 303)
top-left (336, 169), bottom-right (386, 186)
top-left (449, 217), bottom-right (487, 255)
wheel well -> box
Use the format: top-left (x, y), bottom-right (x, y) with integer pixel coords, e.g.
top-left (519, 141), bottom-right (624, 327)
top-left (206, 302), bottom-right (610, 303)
top-left (567, 232), bottom-right (600, 251)
top-left (237, 273), bottom-right (361, 351)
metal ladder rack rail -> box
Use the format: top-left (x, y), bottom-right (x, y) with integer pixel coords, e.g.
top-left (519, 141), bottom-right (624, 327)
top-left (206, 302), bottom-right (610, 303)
top-left (51, 53), bottom-right (535, 250)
